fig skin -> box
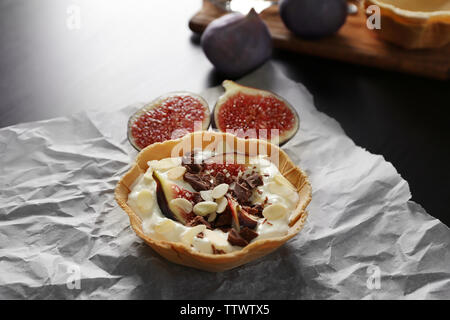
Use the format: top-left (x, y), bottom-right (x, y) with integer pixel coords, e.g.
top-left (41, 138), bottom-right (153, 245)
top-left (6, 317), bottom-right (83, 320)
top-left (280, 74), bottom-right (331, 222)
top-left (201, 9), bottom-right (272, 78)
top-left (154, 171), bottom-right (192, 225)
top-left (279, 0), bottom-right (348, 38)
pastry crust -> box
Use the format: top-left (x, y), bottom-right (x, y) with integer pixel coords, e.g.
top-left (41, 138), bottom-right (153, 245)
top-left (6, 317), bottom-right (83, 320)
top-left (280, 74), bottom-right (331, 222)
top-left (365, 0), bottom-right (450, 49)
top-left (115, 131), bottom-right (312, 272)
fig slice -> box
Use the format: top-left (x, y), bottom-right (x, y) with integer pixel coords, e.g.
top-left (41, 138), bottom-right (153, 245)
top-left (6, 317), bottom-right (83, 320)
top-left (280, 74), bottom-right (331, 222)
top-left (153, 171), bottom-right (195, 225)
top-left (227, 197), bottom-right (241, 232)
top-left (213, 81), bottom-right (299, 145)
top-left (128, 92), bottom-right (210, 151)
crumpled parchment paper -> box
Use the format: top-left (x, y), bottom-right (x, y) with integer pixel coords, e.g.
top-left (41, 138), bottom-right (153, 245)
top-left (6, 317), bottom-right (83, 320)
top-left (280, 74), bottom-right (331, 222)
top-left (1, 63), bottom-right (449, 299)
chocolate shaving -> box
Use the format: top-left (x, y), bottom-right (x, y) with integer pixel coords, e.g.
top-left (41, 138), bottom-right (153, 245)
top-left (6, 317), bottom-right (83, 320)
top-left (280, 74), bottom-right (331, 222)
top-left (243, 204), bottom-right (264, 218)
top-left (211, 245), bottom-right (225, 255)
top-left (183, 172), bottom-right (212, 191)
top-left (214, 208), bottom-right (232, 227)
top-left (196, 232), bottom-right (204, 239)
top-left (227, 229), bottom-right (248, 247)
top-left (244, 172), bottom-right (263, 189)
top-left (186, 216), bottom-right (211, 229)
top-left (214, 172), bottom-right (226, 185)
top-left (231, 181), bottom-right (252, 205)
top-left (191, 192), bottom-right (203, 205)
top-left (239, 227), bottom-right (258, 242)
top-left (182, 152), bottom-right (203, 174)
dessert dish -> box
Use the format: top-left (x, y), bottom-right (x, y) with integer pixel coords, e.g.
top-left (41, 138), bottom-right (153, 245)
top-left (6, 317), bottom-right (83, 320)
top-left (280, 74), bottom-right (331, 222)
top-left (365, 0), bottom-right (450, 49)
top-left (115, 131), bottom-right (311, 271)
top-left (213, 81), bottom-right (299, 145)
top-left (128, 92), bottom-right (210, 151)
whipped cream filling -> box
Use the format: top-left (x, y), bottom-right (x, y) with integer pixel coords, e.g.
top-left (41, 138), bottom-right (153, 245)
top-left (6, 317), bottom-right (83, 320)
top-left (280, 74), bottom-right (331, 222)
top-left (127, 152), bottom-right (299, 254)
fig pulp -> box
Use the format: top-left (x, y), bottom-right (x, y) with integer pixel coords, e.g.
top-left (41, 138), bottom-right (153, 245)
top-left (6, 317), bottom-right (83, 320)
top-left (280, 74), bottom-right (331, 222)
top-left (201, 9), bottom-right (272, 77)
top-left (154, 171), bottom-right (195, 225)
top-left (279, 0), bottom-right (348, 38)
top-left (213, 80), bottom-right (299, 145)
top-left (128, 92), bottom-right (210, 151)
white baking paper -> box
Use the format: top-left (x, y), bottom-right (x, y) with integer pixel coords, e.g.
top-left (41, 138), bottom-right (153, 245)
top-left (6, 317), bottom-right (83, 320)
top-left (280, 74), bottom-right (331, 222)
top-left (1, 63), bottom-right (449, 299)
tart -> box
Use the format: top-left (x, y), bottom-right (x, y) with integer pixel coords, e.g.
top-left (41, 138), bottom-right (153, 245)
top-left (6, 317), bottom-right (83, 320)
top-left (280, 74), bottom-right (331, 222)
top-left (115, 131), bottom-right (311, 272)
top-left (365, 0), bottom-right (450, 49)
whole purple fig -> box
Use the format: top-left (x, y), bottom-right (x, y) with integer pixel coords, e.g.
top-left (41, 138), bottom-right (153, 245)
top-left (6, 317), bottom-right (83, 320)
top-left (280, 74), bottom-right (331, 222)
top-left (201, 9), bottom-right (272, 78)
top-left (279, 0), bottom-right (348, 38)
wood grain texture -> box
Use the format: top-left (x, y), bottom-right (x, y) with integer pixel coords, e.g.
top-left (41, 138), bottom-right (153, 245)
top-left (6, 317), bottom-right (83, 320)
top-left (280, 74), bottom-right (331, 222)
top-left (189, 0), bottom-right (450, 80)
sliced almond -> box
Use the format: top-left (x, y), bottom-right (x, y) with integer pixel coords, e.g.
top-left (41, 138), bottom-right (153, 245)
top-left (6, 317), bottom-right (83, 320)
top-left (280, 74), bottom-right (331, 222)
top-left (200, 190), bottom-right (213, 202)
top-left (169, 198), bottom-right (193, 213)
top-left (167, 166), bottom-right (186, 180)
top-left (181, 225), bottom-right (206, 246)
top-left (154, 219), bottom-right (176, 234)
top-left (215, 197), bottom-right (228, 213)
top-left (207, 212), bottom-right (217, 222)
top-left (274, 174), bottom-right (296, 191)
top-left (193, 201), bottom-right (218, 216)
top-left (268, 181), bottom-right (295, 197)
top-left (212, 183), bottom-right (229, 199)
top-left (136, 189), bottom-right (154, 212)
top-left (262, 203), bottom-right (288, 221)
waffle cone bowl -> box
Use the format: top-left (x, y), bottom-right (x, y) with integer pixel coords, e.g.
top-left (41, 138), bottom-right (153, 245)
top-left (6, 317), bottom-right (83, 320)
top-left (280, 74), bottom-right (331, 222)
top-left (115, 131), bottom-right (312, 272)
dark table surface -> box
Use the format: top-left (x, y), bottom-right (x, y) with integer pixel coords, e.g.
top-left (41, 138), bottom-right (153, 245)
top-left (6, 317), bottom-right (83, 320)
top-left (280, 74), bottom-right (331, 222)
top-left (1, 0), bottom-right (449, 225)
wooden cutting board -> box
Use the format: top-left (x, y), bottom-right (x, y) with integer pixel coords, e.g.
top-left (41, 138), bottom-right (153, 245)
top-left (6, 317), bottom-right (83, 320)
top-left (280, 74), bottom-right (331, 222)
top-left (189, 1), bottom-right (450, 80)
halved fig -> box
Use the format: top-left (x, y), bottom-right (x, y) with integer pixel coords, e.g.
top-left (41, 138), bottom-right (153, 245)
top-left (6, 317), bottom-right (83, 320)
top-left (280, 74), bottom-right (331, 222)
top-left (153, 171), bottom-right (195, 225)
top-left (128, 92), bottom-right (210, 151)
top-left (213, 81), bottom-right (299, 145)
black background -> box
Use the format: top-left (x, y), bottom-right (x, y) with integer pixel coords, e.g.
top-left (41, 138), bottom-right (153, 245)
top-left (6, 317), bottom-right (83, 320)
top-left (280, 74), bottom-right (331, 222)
top-left (1, 0), bottom-right (449, 225)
